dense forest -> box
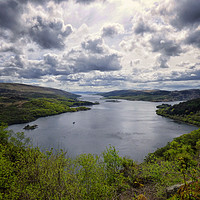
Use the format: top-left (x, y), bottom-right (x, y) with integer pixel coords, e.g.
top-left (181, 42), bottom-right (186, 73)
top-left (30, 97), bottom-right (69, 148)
top-left (101, 89), bottom-right (200, 102)
top-left (0, 124), bottom-right (199, 199)
top-left (0, 83), bottom-right (95, 125)
top-left (156, 98), bottom-right (200, 126)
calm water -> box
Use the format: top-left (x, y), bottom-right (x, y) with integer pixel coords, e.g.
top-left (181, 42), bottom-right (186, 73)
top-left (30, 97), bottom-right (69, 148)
top-left (9, 95), bottom-right (198, 162)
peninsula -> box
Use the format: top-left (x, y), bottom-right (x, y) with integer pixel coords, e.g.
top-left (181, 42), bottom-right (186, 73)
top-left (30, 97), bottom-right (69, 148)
top-left (0, 83), bottom-right (94, 125)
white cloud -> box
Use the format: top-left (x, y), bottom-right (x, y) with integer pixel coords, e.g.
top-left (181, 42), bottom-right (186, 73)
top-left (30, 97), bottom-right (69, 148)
top-left (0, 0), bottom-right (200, 92)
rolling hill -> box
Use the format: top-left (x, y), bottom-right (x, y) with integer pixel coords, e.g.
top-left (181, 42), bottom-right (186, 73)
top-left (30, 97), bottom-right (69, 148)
top-left (156, 98), bottom-right (200, 126)
top-left (101, 89), bottom-right (200, 102)
top-left (0, 83), bottom-right (93, 125)
top-left (0, 83), bottom-right (79, 99)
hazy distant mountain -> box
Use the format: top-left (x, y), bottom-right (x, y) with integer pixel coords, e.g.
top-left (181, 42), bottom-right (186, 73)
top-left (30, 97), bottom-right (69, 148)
top-left (0, 83), bottom-right (79, 99)
top-left (101, 89), bottom-right (200, 102)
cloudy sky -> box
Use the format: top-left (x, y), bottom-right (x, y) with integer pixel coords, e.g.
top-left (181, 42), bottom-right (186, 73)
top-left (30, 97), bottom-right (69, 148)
top-left (0, 0), bottom-right (200, 92)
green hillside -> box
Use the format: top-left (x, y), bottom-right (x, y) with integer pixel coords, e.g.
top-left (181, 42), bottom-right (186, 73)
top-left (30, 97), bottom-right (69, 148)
top-left (156, 98), bottom-right (200, 126)
top-left (0, 83), bottom-right (94, 125)
top-left (0, 83), bottom-right (79, 99)
top-left (101, 89), bottom-right (200, 102)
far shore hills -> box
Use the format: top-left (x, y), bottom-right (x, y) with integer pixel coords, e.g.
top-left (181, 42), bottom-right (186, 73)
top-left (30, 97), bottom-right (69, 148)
top-left (100, 89), bottom-right (200, 102)
top-left (1, 83), bottom-right (200, 125)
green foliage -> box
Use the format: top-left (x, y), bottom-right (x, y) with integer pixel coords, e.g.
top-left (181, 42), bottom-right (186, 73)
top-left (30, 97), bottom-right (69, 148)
top-left (0, 127), bottom-right (130, 199)
top-left (169, 181), bottom-right (200, 200)
top-left (1, 125), bottom-right (200, 199)
top-left (156, 98), bottom-right (200, 126)
top-left (144, 129), bottom-right (200, 198)
top-left (0, 97), bottom-right (91, 125)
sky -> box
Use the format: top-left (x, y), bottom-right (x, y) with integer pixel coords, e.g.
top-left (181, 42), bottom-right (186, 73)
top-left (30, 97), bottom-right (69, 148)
top-left (0, 0), bottom-right (200, 92)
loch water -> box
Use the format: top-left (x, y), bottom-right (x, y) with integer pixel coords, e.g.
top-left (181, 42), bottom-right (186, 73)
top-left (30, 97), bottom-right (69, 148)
top-left (9, 95), bottom-right (198, 162)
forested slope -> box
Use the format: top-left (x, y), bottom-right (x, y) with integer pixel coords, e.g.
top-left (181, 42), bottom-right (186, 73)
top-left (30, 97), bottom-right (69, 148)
top-left (156, 98), bottom-right (200, 126)
top-left (0, 83), bottom-right (93, 125)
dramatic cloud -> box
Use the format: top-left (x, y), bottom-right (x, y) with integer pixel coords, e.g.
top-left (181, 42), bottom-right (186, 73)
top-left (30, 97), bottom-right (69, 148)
top-left (0, 0), bottom-right (24, 35)
top-left (29, 16), bottom-right (73, 49)
top-left (156, 56), bottom-right (169, 69)
top-left (134, 19), bottom-right (154, 35)
top-left (76, 0), bottom-right (99, 4)
top-left (68, 36), bottom-right (122, 73)
top-left (0, 0), bottom-right (200, 91)
top-left (185, 30), bottom-right (200, 49)
top-left (0, 43), bottom-right (21, 54)
top-left (69, 53), bottom-right (122, 72)
top-left (158, 0), bottom-right (200, 29)
top-left (81, 36), bottom-right (105, 54)
top-left (171, 0), bottom-right (200, 29)
top-left (101, 23), bottom-right (124, 38)
top-left (150, 35), bottom-right (182, 57)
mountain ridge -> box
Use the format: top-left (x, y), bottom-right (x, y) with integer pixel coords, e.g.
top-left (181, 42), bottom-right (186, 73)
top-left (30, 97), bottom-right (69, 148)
top-left (0, 83), bottom-right (79, 99)
top-left (101, 89), bottom-right (200, 102)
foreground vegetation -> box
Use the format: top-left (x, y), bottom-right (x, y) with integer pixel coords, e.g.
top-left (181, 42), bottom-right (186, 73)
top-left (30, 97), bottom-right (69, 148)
top-left (0, 83), bottom-right (95, 125)
top-left (156, 98), bottom-right (200, 126)
top-left (1, 124), bottom-right (199, 199)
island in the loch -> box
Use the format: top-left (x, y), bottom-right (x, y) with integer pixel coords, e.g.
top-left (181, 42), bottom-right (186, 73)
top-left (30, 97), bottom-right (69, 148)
top-left (23, 124), bottom-right (38, 130)
top-left (0, 83), bottom-right (95, 125)
top-left (101, 89), bottom-right (200, 102)
top-left (105, 99), bottom-right (121, 103)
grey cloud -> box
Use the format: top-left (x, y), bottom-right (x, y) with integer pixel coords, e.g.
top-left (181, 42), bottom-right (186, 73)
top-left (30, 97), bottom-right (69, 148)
top-left (19, 67), bottom-right (45, 79)
top-left (70, 53), bottom-right (122, 73)
top-left (0, 43), bottom-right (21, 54)
top-left (71, 36), bottom-right (122, 73)
top-left (79, 76), bottom-right (125, 87)
top-left (0, 0), bottom-right (73, 50)
top-left (29, 0), bottom-right (101, 4)
top-left (185, 30), bottom-right (200, 48)
top-left (101, 23), bottom-right (124, 38)
top-left (29, 16), bottom-right (73, 49)
top-left (150, 35), bottom-right (182, 57)
top-left (134, 19), bottom-right (153, 35)
top-left (2, 55), bottom-right (25, 69)
top-left (170, 71), bottom-right (200, 82)
top-left (0, 55), bottom-right (26, 77)
top-left (44, 53), bottom-right (59, 67)
top-left (13, 51), bottom-right (122, 80)
top-left (58, 75), bottom-right (82, 82)
top-left (156, 56), bottom-right (169, 68)
top-left (75, 0), bottom-right (100, 4)
top-left (0, 0), bottom-right (24, 34)
top-left (134, 59), bottom-right (140, 65)
top-left (0, 67), bottom-right (19, 77)
top-left (163, 0), bottom-right (200, 29)
top-left (0, 54), bottom-right (48, 79)
top-left (12, 55), bottom-right (25, 68)
top-left (81, 37), bottom-right (104, 54)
